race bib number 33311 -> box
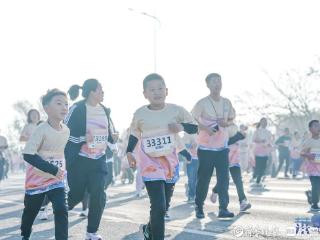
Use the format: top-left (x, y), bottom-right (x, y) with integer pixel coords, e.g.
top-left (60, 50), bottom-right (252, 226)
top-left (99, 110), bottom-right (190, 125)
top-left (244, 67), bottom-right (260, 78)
top-left (142, 134), bottom-right (175, 154)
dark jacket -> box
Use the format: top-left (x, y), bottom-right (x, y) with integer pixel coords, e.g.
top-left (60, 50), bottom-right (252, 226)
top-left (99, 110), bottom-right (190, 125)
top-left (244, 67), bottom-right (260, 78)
top-left (64, 100), bottom-right (115, 169)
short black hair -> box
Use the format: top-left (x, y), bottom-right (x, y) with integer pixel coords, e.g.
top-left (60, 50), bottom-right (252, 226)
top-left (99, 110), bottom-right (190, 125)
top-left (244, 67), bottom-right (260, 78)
top-left (41, 89), bottom-right (67, 106)
top-left (143, 73), bottom-right (165, 90)
top-left (27, 109), bottom-right (40, 124)
top-left (205, 73), bottom-right (221, 83)
top-left (309, 120), bottom-right (319, 128)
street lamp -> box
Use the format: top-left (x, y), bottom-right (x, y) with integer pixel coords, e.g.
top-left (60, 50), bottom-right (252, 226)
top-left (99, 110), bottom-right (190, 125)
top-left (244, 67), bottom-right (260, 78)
top-left (128, 8), bottom-right (161, 72)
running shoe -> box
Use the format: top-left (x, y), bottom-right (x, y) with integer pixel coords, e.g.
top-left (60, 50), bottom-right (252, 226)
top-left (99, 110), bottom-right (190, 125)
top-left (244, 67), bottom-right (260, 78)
top-left (85, 232), bottom-right (103, 240)
top-left (240, 199), bottom-right (252, 212)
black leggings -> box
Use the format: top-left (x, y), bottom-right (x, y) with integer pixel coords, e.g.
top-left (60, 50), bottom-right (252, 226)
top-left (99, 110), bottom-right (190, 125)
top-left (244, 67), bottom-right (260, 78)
top-left (213, 166), bottom-right (246, 203)
top-left (67, 156), bottom-right (108, 233)
top-left (144, 181), bottom-right (175, 240)
top-left (21, 188), bottom-right (68, 239)
top-left (310, 176), bottom-right (320, 205)
top-left (255, 156), bottom-right (268, 184)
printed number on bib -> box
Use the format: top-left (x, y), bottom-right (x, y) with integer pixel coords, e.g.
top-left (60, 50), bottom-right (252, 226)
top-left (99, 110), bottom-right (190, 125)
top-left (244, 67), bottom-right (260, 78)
top-left (89, 135), bottom-right (108, 148)
top-left (49, 158), bottom-right (63, 168)
top-left (142, 134), bottom-right (175, 154)
top-left (313, 153), bottom-right (320, 163)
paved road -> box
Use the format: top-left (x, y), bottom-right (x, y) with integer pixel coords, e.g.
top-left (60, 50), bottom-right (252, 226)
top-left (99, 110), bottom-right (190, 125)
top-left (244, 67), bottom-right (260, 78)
top-left (0, 172), bottom-right (319, 239)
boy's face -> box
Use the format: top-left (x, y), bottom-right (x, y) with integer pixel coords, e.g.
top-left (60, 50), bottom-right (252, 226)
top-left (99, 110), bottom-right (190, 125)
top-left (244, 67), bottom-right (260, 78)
top-left (143, 79), bottom-right (167, 105)
top-left (44, 95), bottom-right (69, 121)
top-left (206, 78), bottom-right (222, 95)
top-left (310, 122), bottom-right (320, 136)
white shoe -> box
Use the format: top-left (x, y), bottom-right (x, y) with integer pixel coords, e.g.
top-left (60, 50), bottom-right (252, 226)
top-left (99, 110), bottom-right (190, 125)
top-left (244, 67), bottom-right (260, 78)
top-left (240, 199), bottom-right (252, 212)
top-left (38, 207), bottom-right (48, 220)
top-left (85, 232), bottom-right (103, 240)
top-left (210, 191), bottom-right (218, 203)
top-left (79, 209), bottom-right (88, 218)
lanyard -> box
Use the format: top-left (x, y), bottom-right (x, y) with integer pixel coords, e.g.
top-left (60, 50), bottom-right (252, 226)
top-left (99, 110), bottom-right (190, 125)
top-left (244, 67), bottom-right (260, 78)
top-left (208, 96), bottom-right (224, 119)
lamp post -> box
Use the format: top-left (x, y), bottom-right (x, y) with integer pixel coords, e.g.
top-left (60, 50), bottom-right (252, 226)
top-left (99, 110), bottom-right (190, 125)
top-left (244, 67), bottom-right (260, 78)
top-left (128, 8), bottom-right (161, 72)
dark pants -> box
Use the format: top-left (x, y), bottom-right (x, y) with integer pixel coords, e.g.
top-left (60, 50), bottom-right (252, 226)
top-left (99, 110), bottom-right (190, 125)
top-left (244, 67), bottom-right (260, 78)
top-left (255, 156), bottom-right (268, 184)
top-left (82, 190), bottom-right (89, 211)
top-left (276, 151), bottom-right (291, 176)
top-left (213, 166), bottom-right (246, 203)
top-left (67, 156), bottom-right (108, 233)
top-left (145, 181), bottom-right (175, 240)
top-left (186, 159), bottom-right (199, 198)
top-left (21, 187), bottom-right (68, 239)
top-left (41, 195), bottom-right (50, 208)
top-left (113, 155), bottom-right (121, 177)
top-left (310, 176), bottom-right (320, 205)
top-left (292, 158), bottom-right (303, 177)
top-left (195, 148), bottom-right (230, 210)
top-left (105, 161), bottom-right (114, 189)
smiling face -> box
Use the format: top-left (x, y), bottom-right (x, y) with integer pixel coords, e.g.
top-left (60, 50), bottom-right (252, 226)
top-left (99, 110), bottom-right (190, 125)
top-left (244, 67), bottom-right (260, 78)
top-left (143, 79), bottom-right (167, 106)
top-left (44, 95), bottom-right (69, 121)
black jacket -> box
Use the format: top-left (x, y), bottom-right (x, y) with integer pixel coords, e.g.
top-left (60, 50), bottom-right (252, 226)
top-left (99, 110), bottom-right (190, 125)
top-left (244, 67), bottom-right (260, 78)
top-left (64, 100), bottom-right (115, 169)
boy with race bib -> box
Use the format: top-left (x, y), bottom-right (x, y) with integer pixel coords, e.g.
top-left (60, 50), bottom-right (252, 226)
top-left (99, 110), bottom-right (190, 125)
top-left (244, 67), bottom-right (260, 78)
top-left (20, 89), bottom-right (69, 240)
top-left (300, 120), bottom-right (320, 212)
top-left (126, 73), bottom-right (197, 240)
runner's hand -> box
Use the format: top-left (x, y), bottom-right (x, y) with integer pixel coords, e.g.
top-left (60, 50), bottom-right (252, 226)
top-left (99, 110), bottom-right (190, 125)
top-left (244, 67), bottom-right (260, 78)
top-left (86, 132), bottom-right (93, 143)
top-left (127, 152), bottom-right (137, 168)
top-left (55, 168), bottom-right (65, 180)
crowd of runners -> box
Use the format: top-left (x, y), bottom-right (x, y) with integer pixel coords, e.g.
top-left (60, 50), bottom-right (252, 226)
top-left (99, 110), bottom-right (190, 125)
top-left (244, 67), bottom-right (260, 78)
top-left (0, 73), bottom-right (319, 240)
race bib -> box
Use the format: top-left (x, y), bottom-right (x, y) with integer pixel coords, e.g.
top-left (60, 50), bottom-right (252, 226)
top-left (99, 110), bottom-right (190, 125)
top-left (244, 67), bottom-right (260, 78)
top-left (142, 134), bottom-right (175, 157)
top-left (312, 152), bottom-right (320, 163)
top-left (87, 128), bottom-right (108, 149)
top-left (33, 157), bottom-right (65, 178)
top-left (48, 157), bottom-right (64, 168)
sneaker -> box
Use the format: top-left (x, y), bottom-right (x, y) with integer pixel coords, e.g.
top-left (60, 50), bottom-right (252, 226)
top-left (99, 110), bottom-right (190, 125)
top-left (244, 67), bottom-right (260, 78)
top-left (79, 209), bottom-right (88, 218)
top-left (141, 224), bottom-right (151, 240)
top-left (218, 209), bottom-right (234, 219)
top-left (164, 211), bottom-right (170, 221)
top-left (195, 205), bottom-right (205, 219)
top-left (210, 191), bottom-right (218, 204)
top-left (305, 190), bottom-right (312, 205)
top-left (240, 199), bottom-right (252, 212)
top-left (251, 183), bottom-right (264, 188)
top-left (85, 232), bottom-right (103, 240)
top-left (310, 204), bottom-right (320, 212)
top-left (38, 207), bottom-right (48, 220)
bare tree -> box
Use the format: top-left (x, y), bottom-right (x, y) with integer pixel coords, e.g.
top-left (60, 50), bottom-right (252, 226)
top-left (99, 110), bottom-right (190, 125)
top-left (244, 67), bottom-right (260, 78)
top-left (235, 62), bottom-right (320, 131)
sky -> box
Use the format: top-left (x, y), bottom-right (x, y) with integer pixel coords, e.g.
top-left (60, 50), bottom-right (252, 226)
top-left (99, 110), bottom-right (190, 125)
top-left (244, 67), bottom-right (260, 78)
top-left (1, 0), bottom-right (320, 136)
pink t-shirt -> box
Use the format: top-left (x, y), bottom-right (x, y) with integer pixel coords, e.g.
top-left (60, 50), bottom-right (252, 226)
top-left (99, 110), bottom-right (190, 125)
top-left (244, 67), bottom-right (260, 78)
top-left (130, 103), bottom-right (194, 182)
top-left (192, 96), bottom-right (235, 151)
top-left (23, 122), bottom-right (69, 195)
top-left (253, 128), bottom-right (273, 157)
top-left (301, 138), bottom-right (320, 176)
top-left (229, 144), bottom-right (240, 167)
top-left (79, 104), bottom-right (109, 159)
